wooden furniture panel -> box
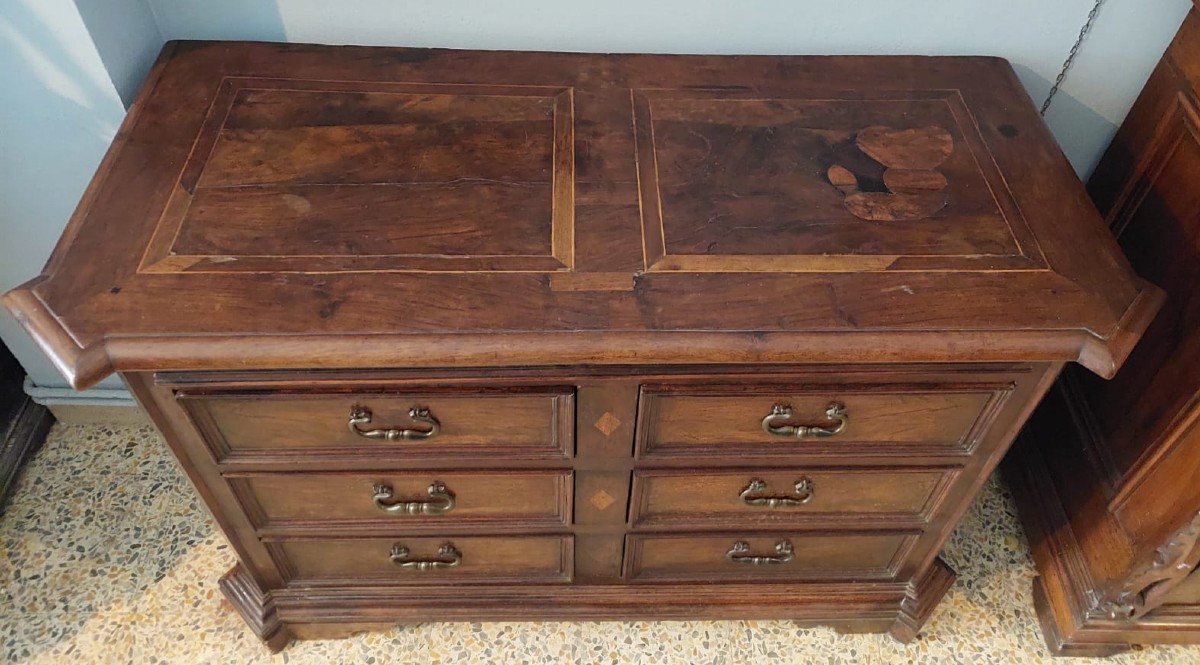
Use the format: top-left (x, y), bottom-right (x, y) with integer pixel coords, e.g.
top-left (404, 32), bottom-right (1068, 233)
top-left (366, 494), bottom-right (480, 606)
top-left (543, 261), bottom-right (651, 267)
top-left (2, 44), bottom-right (1160, 387)
top-left (231, 470), bottom-right (571, 535)
top-left (1, 41), bottom-right (1160, 652)
top-left (144, 80), bottom-right (574, 274)
top-left (629, 467), bottom-right (955, 530)
top-left (1004, 6), bottom-right (1200, 656)
top-left (623, 532), bottom-right (915, 582)
top-left (274, 535), bottom-right (574, 585)
top-left (633, 89), bottom-right (1043, 273)
top-left (180, 387), bottom-right (574, 461)
top-left (637, 381), bottom-right (1010, 459)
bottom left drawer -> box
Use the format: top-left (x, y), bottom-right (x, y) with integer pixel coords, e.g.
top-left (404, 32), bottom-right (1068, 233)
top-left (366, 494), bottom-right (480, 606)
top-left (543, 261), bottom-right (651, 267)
top-left (271, 535), bottom-right (574, 585)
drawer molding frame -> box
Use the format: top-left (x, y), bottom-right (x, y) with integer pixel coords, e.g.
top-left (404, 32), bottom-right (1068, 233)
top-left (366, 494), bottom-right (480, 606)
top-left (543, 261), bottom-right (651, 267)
top-left (174, 385), bottom-right (576, 465)
top-left (627, 466), bottom-right (960, 530)
top-left (265, 535), bottom-right (575, 587)
top-left (621, 531), bottom-right (921, 582)
top-left (635, 380), bottom-right (1015, 460)
top-left (226, 469), bottom-right (574, 537)
top-left (122, 362), bottom-right (1056, 652)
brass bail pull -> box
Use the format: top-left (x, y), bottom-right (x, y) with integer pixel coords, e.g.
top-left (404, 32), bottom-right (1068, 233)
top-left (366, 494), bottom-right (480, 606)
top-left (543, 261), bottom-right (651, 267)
top-left (761, 402), bottom-right (847, 438)
top-left (389, 543), bottom-right (462, 571)
top-left (349, 406), bottom-right (441, 441)
top-left (373, 481), bottom-right (456, 515)
top-left (725, 540), bottom-right (795, 565)
top-left (739, 478), bottom-right (814, 507)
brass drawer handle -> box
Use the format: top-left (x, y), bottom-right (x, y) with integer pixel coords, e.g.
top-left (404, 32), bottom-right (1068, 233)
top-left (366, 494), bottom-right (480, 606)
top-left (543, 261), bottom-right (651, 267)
top-left (740, 478), bottom-right (814, 507)
top-left (726, 540), bottom-right (795, 565)
top-left (761, 402), bottom-right (847, 438)
top-left (373, 481), bottom-right (456, 515)
top-left (348, 406), bottom-right (440, 441)
top-left (389, 542), bottom-right (462, 570)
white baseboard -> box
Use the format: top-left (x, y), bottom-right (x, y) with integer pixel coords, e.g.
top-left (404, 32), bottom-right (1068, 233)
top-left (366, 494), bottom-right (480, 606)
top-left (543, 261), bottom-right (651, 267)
top-left (23, 377), bottom-right (136, 407)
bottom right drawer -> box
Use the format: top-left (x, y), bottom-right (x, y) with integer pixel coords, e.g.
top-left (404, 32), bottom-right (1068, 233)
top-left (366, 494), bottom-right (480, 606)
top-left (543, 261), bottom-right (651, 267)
top-left (623, 532), bottom-right (917, 582)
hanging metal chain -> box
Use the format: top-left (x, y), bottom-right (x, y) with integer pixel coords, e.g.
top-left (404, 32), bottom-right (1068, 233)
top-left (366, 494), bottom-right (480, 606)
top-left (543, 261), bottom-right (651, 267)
top-left (1042, 0), bottom-right (1106, 115)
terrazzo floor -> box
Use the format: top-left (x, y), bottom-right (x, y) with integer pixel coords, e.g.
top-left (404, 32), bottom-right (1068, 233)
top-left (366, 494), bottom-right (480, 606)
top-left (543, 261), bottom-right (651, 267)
top-left (3, 424), bottom-right (1200, 664)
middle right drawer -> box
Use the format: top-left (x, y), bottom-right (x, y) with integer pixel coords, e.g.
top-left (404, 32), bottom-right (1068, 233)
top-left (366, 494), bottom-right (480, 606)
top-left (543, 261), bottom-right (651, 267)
top-left (630, 467), bottom-right (957, 530)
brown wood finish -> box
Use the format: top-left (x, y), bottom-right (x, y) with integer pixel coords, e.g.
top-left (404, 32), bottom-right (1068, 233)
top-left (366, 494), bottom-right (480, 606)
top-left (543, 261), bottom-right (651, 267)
top-left (637, 382), bottom-right (1006, 458)
top-left (629, 467), bottom-right (955, 530)
top-left (623, 532), bottom-right (915, 582)
top-left (2, 43), bottom-right (1161, 387)
top-left (231, 470), bottom-right (572, 535)
top-left (1004, 6), bottom-right (1200, 655)
top-left (274, 535), bottom-right (574, 584)
top-left (181, 386), bottom-right (574, 460)
top-left (0, 41), bottom-right (1160, 652)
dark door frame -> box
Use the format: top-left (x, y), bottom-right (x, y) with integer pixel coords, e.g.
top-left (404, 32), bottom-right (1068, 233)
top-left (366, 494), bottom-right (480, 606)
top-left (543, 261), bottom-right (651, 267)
top-left (0, 342), bottom-right (54, 511)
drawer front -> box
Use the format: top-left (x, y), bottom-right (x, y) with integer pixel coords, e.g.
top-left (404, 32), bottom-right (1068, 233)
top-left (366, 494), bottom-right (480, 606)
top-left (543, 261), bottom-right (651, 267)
top-left (234, 470), bottom-right (572, 533)
top-left (636, 381), bottom-right (1011, 458)
top-left (180, 386), bottom-right (573, 460)
top-left (275, 535), bottom-right (573, 584)
top-left (624, 532), bottom-right (915, 582)
top-left (629, 468), bottom-right (955, 529)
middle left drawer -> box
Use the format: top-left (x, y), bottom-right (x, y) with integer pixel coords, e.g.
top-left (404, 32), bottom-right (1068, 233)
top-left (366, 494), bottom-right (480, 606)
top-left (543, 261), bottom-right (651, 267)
top-left (230, 470), bottom-right (573, 536)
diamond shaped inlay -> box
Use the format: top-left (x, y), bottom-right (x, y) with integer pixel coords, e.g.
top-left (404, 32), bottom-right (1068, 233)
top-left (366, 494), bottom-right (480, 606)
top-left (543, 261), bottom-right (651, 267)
top-left (590, 490), bottom-right (616, 511)
top-left (594, 411), bottom-right (621, 437)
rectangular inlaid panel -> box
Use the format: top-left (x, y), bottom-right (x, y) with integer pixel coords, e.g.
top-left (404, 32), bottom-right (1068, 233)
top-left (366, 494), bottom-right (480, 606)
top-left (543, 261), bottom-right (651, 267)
top-left (633, 89), bottom-right (1046, 272)
top-left (140, 78), bottom-right (574, 273)
top-left (232, 470), bottom-right (572, 534)
top-left (636, 382), bottom-right (1012, 459)
top-left (274, 535), bottom-right (573, 584)
top-left (629, 467), bottom-right (956, 530)
top-left (623, 532), bottom-right (915, 582)
top-left (179, 386), bottom-right (574, 461)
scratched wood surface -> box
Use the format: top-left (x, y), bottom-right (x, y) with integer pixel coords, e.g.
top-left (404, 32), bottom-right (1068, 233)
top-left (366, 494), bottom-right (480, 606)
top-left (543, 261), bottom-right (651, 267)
top-left (1, 42), bottom-right (1160, 388)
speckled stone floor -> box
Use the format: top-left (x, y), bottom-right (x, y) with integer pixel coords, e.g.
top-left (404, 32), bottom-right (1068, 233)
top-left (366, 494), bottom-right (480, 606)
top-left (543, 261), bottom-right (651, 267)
top-left (3, 424), bottom-right (1200, 664)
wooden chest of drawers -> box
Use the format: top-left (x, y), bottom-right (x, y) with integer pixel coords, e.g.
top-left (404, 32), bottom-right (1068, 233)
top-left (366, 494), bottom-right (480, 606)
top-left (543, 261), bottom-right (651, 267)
top-left (3, 41), bottom-right (1161, 651)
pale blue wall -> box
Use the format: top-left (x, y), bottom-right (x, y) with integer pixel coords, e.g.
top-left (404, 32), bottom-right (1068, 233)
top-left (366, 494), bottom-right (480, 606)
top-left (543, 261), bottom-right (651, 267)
top-left (72, 0), bottom-right (163, 106)
top-left (0, 0), bottom-right (1193, 391)
top-left (0, 0), bottom-right (130, 390)
top-left (144, 0), bottom-right (284, 42)
top-left (146, 0), bottom-right (1193, 176)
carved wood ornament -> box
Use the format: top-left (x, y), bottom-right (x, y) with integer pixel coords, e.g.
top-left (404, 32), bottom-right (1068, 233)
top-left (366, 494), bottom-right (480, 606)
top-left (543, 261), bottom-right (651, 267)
top-left (828, 125), bottom-right (954, 221)
top-left (1090, 511), bottom-right (1200, 621)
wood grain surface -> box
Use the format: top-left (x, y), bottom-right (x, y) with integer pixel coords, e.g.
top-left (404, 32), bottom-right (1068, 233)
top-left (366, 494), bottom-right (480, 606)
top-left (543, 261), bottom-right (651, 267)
top-left (0, 42), bottom-right (1162, 388)
top-left (1, 40), bottom-right (1166, 653)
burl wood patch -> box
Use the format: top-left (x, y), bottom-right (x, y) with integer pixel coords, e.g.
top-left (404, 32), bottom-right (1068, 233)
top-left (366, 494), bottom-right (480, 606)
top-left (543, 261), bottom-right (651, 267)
top-left (633, 90), bottom-right (1044, 273)
top-left (828, 126), bottom-right (954, 222)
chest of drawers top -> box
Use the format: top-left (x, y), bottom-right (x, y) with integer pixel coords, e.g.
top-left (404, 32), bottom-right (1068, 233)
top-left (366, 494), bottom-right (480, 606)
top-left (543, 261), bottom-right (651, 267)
top-left (3, 41), bottom-right (1159, 387)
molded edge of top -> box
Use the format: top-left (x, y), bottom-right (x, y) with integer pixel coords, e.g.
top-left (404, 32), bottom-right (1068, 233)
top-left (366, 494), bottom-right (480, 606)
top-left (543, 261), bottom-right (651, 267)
top-left (1, 278), bottom-right (1164, 390)
top-left (2, 283), bottom-right (113, 391)
top-left (1077, 279), bottom-right (1167, 380)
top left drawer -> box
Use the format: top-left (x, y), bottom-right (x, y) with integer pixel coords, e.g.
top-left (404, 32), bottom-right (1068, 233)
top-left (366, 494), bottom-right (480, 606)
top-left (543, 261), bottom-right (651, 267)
top-left (177, 386), bottom-right (575, 464)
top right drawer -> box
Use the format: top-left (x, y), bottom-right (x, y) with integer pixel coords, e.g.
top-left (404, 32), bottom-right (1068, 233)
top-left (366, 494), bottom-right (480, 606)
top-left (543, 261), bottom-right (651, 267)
top-left (636, 377), bottom-right (1015, 461)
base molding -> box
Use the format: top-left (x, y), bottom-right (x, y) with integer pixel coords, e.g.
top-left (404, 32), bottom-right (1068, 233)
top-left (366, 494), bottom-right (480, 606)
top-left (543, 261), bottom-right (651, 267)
top-left (1031, 575), bottom-right (1127, 657)
top-left (890, 557), bottom-right (958, 642)
top-left (219, 559), bottom-right (958, 651)
top-left (219, 564), bottom-right (292, 653)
